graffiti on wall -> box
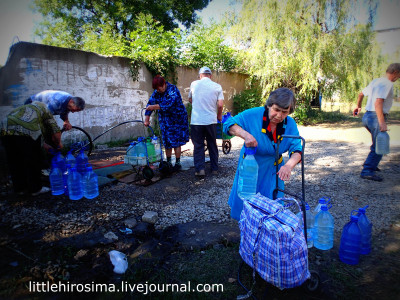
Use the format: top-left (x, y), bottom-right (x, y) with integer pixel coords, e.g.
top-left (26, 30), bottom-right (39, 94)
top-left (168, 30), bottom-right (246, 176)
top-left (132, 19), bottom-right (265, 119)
top-left (3, 57), bottom-right (150, 133)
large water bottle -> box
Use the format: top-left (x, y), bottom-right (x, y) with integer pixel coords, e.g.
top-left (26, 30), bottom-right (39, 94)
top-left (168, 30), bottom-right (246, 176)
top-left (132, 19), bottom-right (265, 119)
top-left (65, 151), bottom-right (76, 168)
top-left (76, 149), bottom-right (89, 175)
top-left (296, 203), bottom-right (314, 248)
top-left (136, 138), bottom-right (147, 166)
top-left (63, 164), bottom-right (70, 196)
top-left (146, 137), bottom-right (156, 162)
top-left (52, 152), bottom-right (66, 173)
top-left (314, 197), bottom-right (331, 215)
top-left (339, 210), bottom-right (362, 265)
top-left (152, 136), bottom-right (162, 161)
top-left (357, 205), bottom-right (372, 255)
top-left (375, 131), bottom-right (390, 155)
top-left (314, 204), bottom-right (334, 250)
top-left (237, 147), bottom-right (258, 200)
top-left (49, 162), bottom-right (64, 195)
top-left (83, 166), bottom-right (99, 199)
top-left (68, 167), bottom-right (83, 200)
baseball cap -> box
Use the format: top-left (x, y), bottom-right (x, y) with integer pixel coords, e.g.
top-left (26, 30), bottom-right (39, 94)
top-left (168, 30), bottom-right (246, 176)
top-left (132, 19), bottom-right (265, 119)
top-left (199, 66), bottom-right (212, 74)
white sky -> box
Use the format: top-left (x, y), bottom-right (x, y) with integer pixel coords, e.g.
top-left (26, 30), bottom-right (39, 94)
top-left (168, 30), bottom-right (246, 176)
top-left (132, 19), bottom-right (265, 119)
top-left (0, 0), bottom-right (399, 65)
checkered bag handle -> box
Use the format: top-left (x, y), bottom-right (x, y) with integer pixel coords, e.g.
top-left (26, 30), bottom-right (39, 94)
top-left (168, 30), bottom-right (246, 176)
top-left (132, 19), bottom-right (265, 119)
top-left (247, 197), bottom-right (302, 232)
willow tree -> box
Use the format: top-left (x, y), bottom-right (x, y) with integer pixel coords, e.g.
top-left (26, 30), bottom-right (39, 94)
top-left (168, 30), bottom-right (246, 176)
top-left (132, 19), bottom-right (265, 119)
top-left (230, 0), bottom-right (385, 112)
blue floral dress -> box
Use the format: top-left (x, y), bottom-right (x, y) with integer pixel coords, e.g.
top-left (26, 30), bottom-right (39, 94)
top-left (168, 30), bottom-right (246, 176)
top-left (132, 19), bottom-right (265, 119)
top-left (223, 107), bottom-right (302, 220)
top-left (145, 82), bottom-right (189, 149)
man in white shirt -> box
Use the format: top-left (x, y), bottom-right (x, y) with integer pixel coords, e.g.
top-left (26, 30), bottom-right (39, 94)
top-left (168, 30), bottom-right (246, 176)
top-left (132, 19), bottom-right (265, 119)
top-left (353, 63), bottom-right (400, 181)
top-left (189, 67), bottom-right (224, 177)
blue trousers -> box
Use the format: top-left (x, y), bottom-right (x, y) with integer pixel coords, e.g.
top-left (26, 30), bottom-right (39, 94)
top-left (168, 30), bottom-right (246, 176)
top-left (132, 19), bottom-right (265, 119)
top-left (361, 111), bottom-right (386, 176)
top-left (191, 124), bottom-right (218, 172)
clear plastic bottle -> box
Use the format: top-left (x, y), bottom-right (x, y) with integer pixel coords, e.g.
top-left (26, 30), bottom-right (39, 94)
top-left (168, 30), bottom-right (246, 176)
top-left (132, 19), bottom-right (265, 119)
top-left (135, 138), bottom-right (147, 166)
top-left (339, 211), bottom-right (362, 265)
top-left (314, 204), bottom-right (334, 250)
top-left (52, 152), bottom-right (66, 173)
top-left (49, 162), bottom-right (64, 195)
top-left (83, 166), bottom-right (99, 199)
top-left (68, 167), bottom-right (83, 200)
top-left (357, 205), bottom-right (372, 255)
top-left (297, 204), bottom-right (314, 248)
top-left (314, 197), bottom-right (331, 215)
top-left (376, 131), bottom-right (390, 155)
top-left (63, 164), bottom-right (70, 196)
top-left (152, 136), bottom-right (162, 161)
top-left (65, 151), bottom-right (76, 168)
top-left (76, 149), bottom-right (89, 175)
top-left (237, 147), bottom-right (258, 200)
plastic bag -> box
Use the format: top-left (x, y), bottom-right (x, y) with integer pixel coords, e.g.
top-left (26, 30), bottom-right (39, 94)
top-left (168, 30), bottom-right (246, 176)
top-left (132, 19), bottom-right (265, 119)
top-left (108, 250), bottom-right (128, 274)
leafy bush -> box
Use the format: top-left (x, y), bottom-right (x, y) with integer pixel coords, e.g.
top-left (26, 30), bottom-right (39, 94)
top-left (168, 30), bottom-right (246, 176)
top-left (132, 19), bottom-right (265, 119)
top-left (232, 88), bottom-right (264, 114)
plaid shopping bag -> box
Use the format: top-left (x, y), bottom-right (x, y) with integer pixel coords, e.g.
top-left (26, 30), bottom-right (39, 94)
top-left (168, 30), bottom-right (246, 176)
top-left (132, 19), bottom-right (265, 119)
top-left (239, 193), bottom-right (310, 290)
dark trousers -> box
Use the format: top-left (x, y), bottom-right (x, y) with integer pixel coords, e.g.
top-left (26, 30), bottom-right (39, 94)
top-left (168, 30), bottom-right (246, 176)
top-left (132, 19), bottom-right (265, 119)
top-left (1, 135), bottom-right (43, 193)
top-left (191, 124), bottom-right (218, 172)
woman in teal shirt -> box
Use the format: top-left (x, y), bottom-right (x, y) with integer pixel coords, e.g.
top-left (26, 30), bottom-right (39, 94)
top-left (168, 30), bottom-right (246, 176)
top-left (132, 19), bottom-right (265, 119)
top-left (223, 88), bottom-right (302, 220)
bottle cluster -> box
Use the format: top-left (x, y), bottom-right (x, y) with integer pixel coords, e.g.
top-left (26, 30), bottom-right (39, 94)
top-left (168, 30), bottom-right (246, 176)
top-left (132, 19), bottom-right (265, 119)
top-left (124, 136), bottom-right (162, 166)
top-left (49, 150), bottom-right (99, 200)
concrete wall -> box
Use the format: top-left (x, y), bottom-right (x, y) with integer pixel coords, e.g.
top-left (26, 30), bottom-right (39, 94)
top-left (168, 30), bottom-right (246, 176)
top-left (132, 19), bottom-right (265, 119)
top-left (0, 42), bottom-right (248, 144)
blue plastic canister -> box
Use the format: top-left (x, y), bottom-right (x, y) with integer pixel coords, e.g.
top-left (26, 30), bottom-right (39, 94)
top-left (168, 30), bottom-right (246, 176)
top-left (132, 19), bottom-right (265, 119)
top-left (339, 210), bottom-right (362, 265)
top-left (49, 162), bottom-right (64, 195)
top-left (237, 147), bottom-right (258, 200)
top-left (83, 166), bottom-right (99, 199)
top-left (76, 150), bottom-right (89, 175)
top-left (358, 205), bottom-right (372, 255)
top-left (68, 167), bottom-right (83, 200)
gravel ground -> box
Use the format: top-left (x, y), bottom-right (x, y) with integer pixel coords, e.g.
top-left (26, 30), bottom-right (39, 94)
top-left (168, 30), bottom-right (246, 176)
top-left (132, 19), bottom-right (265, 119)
top-left (1, 123), bottom-right (399, 242)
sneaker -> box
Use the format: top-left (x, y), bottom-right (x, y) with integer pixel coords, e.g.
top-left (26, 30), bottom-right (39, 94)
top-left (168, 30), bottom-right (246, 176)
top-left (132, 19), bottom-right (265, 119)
top-left (360, 174), bottom-right (383, 182)
top-left (31, 186), bottom-right (51, 196)
top-left (195, 169), bottom-right (205, 177)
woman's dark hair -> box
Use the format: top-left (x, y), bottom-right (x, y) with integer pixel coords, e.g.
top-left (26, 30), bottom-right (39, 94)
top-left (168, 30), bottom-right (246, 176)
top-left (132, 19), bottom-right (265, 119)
top-left (152, 75), bottom-right (166, 90)
top-left (264, 87), bottom-right (296, 114)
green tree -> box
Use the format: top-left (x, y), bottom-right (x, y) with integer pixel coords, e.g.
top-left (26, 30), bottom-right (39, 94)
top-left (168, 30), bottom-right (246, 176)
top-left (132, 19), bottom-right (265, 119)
top-left (33, 0), bottom-right (211, 49)
top-left (179, 20), bottom-right (239, 72)
top-left (127, 14), bottom-right (183, 77)
top-left (229, 0), bottom-right (385, 113)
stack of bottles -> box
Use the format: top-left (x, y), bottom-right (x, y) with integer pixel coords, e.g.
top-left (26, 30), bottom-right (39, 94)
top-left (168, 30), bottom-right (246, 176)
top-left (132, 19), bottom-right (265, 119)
top-left (49, 151), bottom-right (99, 200)
top-left (124, 136), bottom-right (162, 166)
top-left (339, 205), bottom-right (372, 265)
top-left (237, 147), bottom-right (258, 200)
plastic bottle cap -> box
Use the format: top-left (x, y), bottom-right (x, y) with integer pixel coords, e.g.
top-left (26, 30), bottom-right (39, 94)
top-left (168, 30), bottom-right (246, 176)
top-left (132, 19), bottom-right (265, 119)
top-left (305, 204), bottom-right (310, 210)
top-left (321, 205), bottom-right (328, 211)
top-left (319, 198), bottom-right (326, 204)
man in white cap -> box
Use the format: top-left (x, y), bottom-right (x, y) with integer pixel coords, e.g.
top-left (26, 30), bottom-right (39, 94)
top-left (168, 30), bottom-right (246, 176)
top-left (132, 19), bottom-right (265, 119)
top-left (189, 66), bottom-right (224, 177)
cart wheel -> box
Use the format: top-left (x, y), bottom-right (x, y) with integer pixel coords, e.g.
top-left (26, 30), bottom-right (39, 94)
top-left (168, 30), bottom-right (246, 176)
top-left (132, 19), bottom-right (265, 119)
top-left (159, 161), bottom-right (171, 174)
top-left (303, 270), bottom-right (320, 292)
top-left (222, 140), bottom-right (231, 154)
top-left (142, 166), bottom-right (154, 180)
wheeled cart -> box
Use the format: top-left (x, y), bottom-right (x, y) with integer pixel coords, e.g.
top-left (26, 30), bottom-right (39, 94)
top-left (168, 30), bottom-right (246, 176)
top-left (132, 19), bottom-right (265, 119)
top-left (237, 135), bottom-right (320, 299)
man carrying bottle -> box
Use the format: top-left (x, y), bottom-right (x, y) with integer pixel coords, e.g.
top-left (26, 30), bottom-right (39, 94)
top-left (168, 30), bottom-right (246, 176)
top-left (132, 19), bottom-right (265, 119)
top-left (353, 63), bottom-right (400, 182)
